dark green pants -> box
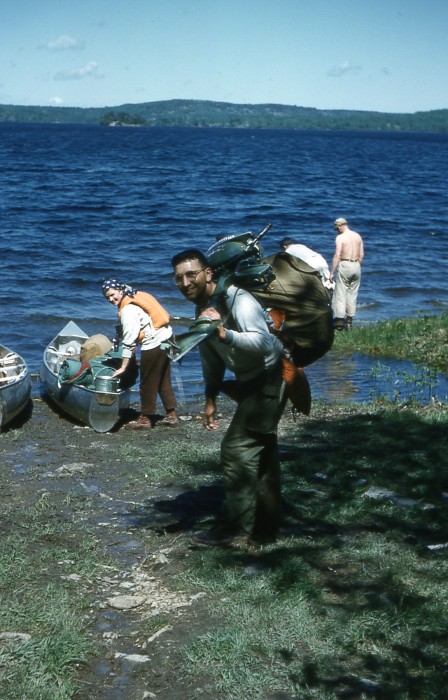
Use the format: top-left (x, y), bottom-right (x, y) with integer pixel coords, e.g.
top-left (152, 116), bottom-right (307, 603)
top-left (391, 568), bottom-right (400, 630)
top-left (220, 364), bottom-right (286, 539)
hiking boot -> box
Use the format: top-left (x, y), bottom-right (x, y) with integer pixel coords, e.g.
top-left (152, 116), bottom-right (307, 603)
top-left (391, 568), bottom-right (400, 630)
top-left (157, 413), bottom-right (180, 427)
top-left (346, 316), bottom-right (353, 331)
top-left (125, 415), bottom-right (153, 430)
top-left (248, 533), bottom-right (278, 547)
top-left (335, 318), bottom-right (345, 331)
top-left (192, 525), bottom-right (242, 547)
top-left (248, 527), bottom-right (278, 547)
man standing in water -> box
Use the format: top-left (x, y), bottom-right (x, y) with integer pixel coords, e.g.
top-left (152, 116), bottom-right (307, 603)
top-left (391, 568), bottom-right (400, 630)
top-left (171, 248), bottom-right (286, 547)
top-left (330, 218), bottom-right (364, 330)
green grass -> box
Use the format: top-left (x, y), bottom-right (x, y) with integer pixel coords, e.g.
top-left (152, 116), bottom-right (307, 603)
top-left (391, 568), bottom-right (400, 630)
top-left (168, 401), bottom-right (448, 699)
top-left (116, 434), bottom-right (221, 487)
top-left (0, 586), bottom-right (92, 699)
top-left (334, 312), bottom-right (448, 372)
top-left (0, 497), bottom-right (106, 698)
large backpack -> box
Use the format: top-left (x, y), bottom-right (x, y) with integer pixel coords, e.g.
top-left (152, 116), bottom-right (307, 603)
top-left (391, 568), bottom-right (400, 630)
top-left (252, 252), bottom-right (334, 367)
top-left (168, 227), bottom-right (334, 371)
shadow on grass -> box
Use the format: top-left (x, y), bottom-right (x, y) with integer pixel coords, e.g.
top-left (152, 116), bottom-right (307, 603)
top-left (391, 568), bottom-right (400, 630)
top-left (140, 406), bottom-right (448, 697)
top-left (143, 406), bottom-right (448, 543)
top-left (146, 483), bottom-right (225, 532)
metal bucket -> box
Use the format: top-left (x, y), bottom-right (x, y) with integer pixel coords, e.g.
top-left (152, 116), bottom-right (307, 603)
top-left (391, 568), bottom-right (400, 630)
top-left (94, 375), bottom-right (120, 393)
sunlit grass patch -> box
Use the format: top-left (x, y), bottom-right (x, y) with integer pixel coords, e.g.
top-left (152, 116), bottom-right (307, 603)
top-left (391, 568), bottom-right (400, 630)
top-left (0, 497), bottom-right (108, 698)
top-left (116, 433), bottom-right (221, 488)
top-left (335, 312), bottom-right (448, 373)
top-left (0, 584), bottom-right (92, 699)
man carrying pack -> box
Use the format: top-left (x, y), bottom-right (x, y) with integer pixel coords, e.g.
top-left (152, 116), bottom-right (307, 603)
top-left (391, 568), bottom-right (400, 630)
top-left (171, 247), bottom-right (286, 547)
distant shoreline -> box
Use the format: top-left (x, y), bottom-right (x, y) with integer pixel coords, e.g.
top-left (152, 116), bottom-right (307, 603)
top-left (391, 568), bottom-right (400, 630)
top-left (1, 98), bottom-right (447, 132)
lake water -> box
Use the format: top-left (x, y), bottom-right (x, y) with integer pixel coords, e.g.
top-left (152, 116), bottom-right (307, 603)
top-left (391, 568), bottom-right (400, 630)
top-left (1, 123), bottom-right (447, 404)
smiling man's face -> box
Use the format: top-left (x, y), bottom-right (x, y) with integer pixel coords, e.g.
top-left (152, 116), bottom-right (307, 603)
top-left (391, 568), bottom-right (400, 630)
top-left (173, 259), bottom-right (213, 305)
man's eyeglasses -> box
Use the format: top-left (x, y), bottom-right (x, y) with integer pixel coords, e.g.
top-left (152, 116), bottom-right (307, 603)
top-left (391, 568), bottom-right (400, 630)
top-left (174, 269), bottom-right (205, 286)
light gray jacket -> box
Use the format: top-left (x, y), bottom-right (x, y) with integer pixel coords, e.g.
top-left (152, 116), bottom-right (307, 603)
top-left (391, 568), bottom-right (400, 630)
top-left (199, 285), bottom-right (283, 398)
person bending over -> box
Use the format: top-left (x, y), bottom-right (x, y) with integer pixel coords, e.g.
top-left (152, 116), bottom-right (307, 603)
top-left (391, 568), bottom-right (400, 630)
top-left (102, 279), bottom-right (178, 428)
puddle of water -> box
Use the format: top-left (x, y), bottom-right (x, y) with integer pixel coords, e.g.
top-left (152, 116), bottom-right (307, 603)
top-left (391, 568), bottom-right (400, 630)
top-left (92, 611), bottom-right (126, 639)
top-left (169, 350), bottom-right (448, 407)
top-left (13, 463), bottom-right (30, 474)
top-left (92, 660), bottom-right (113, 678)
top-left (306, 351), bottom-right (448, 404)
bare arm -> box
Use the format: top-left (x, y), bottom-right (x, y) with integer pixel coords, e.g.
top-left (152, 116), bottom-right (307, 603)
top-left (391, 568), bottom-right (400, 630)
top-left (358, 237), bottom-right (365, 264)
top-left (330, 236), bottom-right (342, 281)
top-left (113, 305), bottom-right (139, 377)
top-left (112, 356), bottom-right (131, 378)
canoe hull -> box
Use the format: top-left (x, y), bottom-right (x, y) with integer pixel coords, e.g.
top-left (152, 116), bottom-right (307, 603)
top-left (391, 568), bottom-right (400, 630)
top-left (40, 321), bottom-right (132, 433)
top-left (0, 345), bottom-right (32, 428)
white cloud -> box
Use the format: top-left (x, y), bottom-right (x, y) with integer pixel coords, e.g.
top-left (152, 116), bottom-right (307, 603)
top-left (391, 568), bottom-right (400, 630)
top-left (327, 61), bottom-right (362, 78)
top-left (45, 35), bottom-right (84, 51)
top-left (54, 61), bottom-right (101, 81)
top-left (49, 96), bottom-right (63, 106)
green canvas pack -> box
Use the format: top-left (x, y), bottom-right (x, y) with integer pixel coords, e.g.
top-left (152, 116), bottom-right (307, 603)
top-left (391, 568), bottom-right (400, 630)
top-left (252, 252), bottom-right (334, 367)
top-left (58, 355), bottom-right (117, 387)
top-left (167, 226), bottom-right (334, 369)
top-left (58, 349), bottom-right (139, 390)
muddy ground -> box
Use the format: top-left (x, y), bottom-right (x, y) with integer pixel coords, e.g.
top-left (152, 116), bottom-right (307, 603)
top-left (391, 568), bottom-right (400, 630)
top-left (1, 381), bottom-right (307, 700)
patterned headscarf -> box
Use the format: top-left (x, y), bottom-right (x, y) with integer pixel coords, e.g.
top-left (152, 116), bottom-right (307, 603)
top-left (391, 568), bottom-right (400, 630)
top-left (101, 279), bottom-right (135, 297)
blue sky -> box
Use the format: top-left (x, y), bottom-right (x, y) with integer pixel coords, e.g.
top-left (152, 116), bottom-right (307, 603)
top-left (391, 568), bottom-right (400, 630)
top-left (2, 0), bottom-right (447, 113)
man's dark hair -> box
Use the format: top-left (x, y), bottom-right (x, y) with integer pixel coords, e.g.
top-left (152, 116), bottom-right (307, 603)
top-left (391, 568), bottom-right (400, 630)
top-left (280, 237), bottom-right (295, 248)
top-left (171, 248), bottom-right (209, 269)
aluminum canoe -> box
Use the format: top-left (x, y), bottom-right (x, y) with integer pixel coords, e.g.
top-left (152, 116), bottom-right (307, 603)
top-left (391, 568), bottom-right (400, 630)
top-left (40, 320), bottom-right (132, 433)
top-left (0, 344), bottom-right (32, 428)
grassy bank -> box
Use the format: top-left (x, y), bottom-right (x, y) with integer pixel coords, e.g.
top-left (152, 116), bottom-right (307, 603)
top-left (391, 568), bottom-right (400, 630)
top-left (335, 312), bottom-right (448, 373)
top-left (0, 492), bottom-right (104, 698)
top-left (0, 315), bottom-right (447, 698)
top-left (169, 399), bottom-right (448, 698)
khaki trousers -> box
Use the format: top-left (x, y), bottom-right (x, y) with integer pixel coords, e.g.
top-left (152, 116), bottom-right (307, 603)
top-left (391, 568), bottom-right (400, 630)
top-left (332, 260), bottom-right (361, 318)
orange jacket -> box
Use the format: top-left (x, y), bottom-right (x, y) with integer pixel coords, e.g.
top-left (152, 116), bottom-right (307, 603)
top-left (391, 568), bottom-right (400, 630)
top-left (118, 291), bottom-right (170, 344)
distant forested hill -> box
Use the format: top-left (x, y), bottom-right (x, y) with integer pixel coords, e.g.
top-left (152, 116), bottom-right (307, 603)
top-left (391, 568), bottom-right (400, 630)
top-left (0, 99), bottom-right (447, 132)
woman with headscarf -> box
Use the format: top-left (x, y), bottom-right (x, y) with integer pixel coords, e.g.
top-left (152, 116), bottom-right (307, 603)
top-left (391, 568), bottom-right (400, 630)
top-left (102, 279), bottom-right (179, 429)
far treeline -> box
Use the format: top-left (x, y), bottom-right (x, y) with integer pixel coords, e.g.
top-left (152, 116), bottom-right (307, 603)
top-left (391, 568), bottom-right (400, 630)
top-left (0, 99), bottom-right (447, 132)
